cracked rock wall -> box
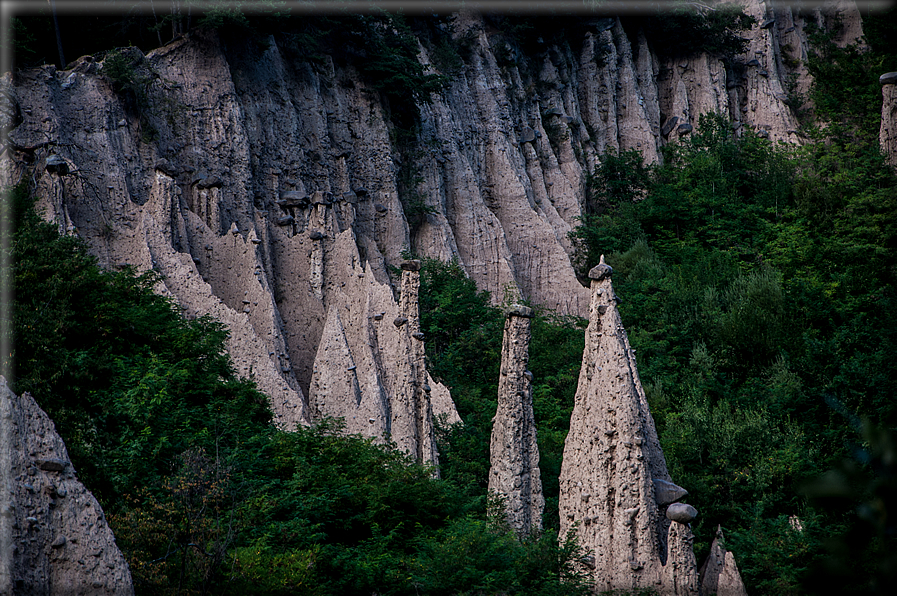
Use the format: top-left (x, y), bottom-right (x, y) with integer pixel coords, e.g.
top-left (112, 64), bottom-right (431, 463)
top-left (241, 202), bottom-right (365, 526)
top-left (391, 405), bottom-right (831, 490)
top-left (558, 259), bottom-right (698, 594)
top-left (488, 305), bottom-right (544, 536)
top-left (0, 377), bottom-right (134, 596)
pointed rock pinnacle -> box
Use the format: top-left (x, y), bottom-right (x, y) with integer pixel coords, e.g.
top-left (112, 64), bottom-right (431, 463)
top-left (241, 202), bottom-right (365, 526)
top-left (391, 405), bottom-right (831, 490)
top-left (559, 259), bottom-right (699, 594)
top-left (488, 305), bottom-right (544, 536)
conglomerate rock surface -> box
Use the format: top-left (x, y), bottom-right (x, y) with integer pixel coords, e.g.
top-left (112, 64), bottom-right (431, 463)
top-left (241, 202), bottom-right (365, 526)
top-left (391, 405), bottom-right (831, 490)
top-left (488, 305), bottom-right (544, 536)
top-left (558, 259), bottom-right (699, 594)
top-left (0, 377), bottom-right (134, 596)
top-left (0, 4), bottom-right (865, 466)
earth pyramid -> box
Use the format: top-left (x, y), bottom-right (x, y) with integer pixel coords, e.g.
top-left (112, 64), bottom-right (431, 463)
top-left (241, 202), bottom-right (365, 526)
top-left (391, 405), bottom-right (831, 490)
top-left (559, 256), bottom-right (699, 594)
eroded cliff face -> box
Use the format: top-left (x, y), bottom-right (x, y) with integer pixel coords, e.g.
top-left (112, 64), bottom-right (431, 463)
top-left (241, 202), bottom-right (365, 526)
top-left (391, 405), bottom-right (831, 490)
top-left (558, 258), bottom-right (698, 594)
top-left (1, 5), bottom-right (864, 465)
top-left (0, 377), bottom-right (134, 596)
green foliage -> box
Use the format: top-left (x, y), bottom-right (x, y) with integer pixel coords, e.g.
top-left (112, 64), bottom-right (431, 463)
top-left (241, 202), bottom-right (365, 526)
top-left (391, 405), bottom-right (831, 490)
top-left (805, 14), bottom-right (897, 142)
top-left (267, 13), bottom-right (446, 130)
top-left (800, 421), bottom-right (897, 595)
top-left (11, 186), bottom-right (590, 595)
top-left (10, 184), bottom-right (271, 505)
top-left (570, 95), bottom-right (897, 589)
top-left (102, 48), bottom-right (159, 142)
top-left (638, 2), bottom-right (756, 59)
top-left (7, 17), bottom-right (36, 67)
top-left (418, 258), bottom-right (585, 532)
top-left (570, 148), bottom-right (651, 275)
top-left (111, 448), bottom-right (242, 595)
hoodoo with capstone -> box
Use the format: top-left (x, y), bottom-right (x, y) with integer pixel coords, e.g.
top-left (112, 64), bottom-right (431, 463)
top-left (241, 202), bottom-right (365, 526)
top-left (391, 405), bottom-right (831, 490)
top-left (394, 259), bottom-right (439, 466)
top-left (558, 256), bottom-right (699, 594)
top-left (488, 303), bottom-right (544, 536)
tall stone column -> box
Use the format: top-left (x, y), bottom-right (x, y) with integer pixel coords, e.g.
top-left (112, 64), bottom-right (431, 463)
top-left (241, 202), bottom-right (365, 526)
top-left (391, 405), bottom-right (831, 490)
top-left (394, 259), bottom-right (438, 467)
top-left (488, 304), bottom-right (544, 536)
top-left (559, 256), bottom-right (699, 594)
top-left (880, 72), bottom-right (897, 169)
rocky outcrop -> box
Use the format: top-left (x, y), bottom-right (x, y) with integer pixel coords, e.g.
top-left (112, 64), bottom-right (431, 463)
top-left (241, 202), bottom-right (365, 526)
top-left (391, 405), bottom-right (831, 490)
top-left (881, 72), bottom-right (897, 169)
top-left (0, 377), bottom-right (134, 596)
top-left (1, 7), bottom-right (862, 460)
top-left (699, 526), bottom-right (749, 596)
top-left (558, 257), bottom-right (698, 594)
top-left (488, 304), bottom-right (544, 536)
top-left (307, 243), bottom-right (455, 464)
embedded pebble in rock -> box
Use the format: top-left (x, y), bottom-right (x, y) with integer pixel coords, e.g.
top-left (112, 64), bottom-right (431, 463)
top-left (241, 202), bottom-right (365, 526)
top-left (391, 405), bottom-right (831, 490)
top-left (488, 304), bottom-right (544, 536)
top-left (559, 257), bottom-right (698, 594)
top-left (0, 377), bottom-right (134, 596)
top-left (654, 478), bottom-right (689, 506)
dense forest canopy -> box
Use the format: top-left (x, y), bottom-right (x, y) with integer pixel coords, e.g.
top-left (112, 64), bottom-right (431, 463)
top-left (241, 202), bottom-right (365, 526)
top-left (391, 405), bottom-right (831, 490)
top-left (4, 2), bottom-right (897, 595)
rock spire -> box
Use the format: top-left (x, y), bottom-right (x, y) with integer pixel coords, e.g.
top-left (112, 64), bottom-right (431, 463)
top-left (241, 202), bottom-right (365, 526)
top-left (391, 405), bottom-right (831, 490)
top-left (308, 250), bottom-right (452, 467)
top-left (558, 256), bottom-right (699, 594)
top-left (880, 72), bottom-right (897, 169)
top-left (699, 526), bottom-right (749, 596)
top-left (488, 304), bottom-right (544, 536)
top-left (394, 259), bottom-right (440, 465)
top-left (0, 377), bottom-right (135, 595)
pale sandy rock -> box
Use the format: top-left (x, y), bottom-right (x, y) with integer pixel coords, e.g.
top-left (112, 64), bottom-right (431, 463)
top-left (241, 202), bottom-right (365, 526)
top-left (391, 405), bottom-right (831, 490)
top-left (575, 20), bottom-right (660, 165)
top-left (0, 377), bottom-right (134, 596)
top-left (488, 306), bottom-right (544, 536)
top-left (421, 25), bottom-right (592, 315)
top-left (558, 257), bottom-right (698, 593)
top-left (664, 520), bottom-right (701, 596)
top-left (725, 0), bottom-right (801, 144)
top-left (658, 54), bottom-right (730, 144)
top-left (307, 231), bottom-right (445, 466)
top-left (397, 264), bottom-right (439, 465)
top-left (816, 0), bottom-right (865, 48)
top-left (881, 75), bottom-right (897, 169)
top-left (309, 305), bottom-right (386, 438)
top-left (429, 376), bottom-right (462, 427)
top-left (610, 20), bottom-right (661, 161)
top-left (2, 9), bottom-right (850, 457)
top-left (699, 526), bottom-right (749, 596)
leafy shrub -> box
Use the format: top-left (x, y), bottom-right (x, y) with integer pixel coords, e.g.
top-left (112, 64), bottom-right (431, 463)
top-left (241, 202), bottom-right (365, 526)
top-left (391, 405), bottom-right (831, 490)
top-left (569, 96), bottom-right (897, 588)
top-left (637, 2), bottom-right (756, 59)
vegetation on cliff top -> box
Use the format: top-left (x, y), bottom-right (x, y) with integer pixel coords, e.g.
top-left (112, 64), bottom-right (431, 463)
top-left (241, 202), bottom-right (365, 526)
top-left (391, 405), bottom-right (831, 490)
top-left (566, 18), bottom-right (897, 588)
